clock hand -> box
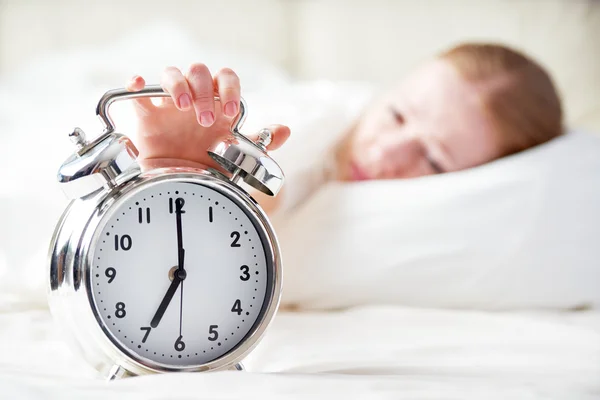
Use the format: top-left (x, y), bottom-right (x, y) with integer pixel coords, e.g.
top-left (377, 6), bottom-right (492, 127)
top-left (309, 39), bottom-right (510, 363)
top-left (151, 241), bottom-right (186, 329)
top-left (175, 198), bottom-right (185, 272)
top-left (150, 275), bottom-right (181, 328)
top-left (150, 248), bottom-right (187, 329)
top-left (174, 197), bottom-right (186, 337)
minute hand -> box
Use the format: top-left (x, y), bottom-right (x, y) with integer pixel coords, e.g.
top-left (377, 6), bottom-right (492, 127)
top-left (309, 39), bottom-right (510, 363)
top-left (175, 197), bottom-right (185, 337)
top-left (175, 198), bottom-right (185, 271)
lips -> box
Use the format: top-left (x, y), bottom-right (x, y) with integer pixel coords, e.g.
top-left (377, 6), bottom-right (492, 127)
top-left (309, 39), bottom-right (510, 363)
top-left (349, 160), bottom-right (371, 181)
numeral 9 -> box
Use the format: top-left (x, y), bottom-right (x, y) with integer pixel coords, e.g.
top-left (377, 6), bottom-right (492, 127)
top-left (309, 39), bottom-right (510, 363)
top-left (105, 267), bottom-right (116, 283)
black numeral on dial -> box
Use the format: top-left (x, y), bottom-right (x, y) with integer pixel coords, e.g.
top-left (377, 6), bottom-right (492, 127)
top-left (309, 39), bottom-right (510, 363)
top-left (169, 197), bottom-right (185, 214)
top-left (231, 299), bottom-right (243, 315)
top-left (240, 265), bottom-right (250, 281)
top-left (140, 327), bottom-right (151, 343)
top-left (105, 267), bottom-right (116, 283)
top-left (208, 325), bottom-right (219, 341)
top-left (230, 231), bottom-right (241, 247)
top-left (115, 302), bottom-right (126, 318)
top-left (174, 335), bottom-right (185, 352)
top-left (209, 206), bottom-right (213, 223)
top-left (138, 207), bottom-right (151, 223)
top-left (114, 234), bottom-right (132, 251)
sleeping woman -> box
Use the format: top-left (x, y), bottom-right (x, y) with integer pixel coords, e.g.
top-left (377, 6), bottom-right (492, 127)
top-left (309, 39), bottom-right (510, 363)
top-left (126, 43), bottom-right (563, 216)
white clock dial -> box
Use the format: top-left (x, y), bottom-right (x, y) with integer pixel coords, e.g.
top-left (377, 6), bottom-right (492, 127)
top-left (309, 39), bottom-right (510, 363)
top-left (90, 180), bottom-right (270, 366)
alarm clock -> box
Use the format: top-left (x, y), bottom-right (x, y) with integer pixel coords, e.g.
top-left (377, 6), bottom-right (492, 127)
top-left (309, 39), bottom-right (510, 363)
top-left (48, 86), bottom-right (284, 380)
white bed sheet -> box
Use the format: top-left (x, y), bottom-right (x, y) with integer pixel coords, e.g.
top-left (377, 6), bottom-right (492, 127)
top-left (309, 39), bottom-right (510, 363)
top-left (1, 306), bottom-right (599, 399)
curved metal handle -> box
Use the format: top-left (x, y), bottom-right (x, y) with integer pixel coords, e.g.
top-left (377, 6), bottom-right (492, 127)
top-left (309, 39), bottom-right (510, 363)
top-left (86, 85), bottom-right (248, 150)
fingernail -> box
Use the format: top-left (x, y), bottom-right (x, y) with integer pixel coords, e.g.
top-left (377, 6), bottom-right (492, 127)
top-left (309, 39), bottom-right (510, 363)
top-left (178, 94), bottom-right (192, 110)
top-left (224, 101), bottom-right (238, 117)
top-left (199, 111), bottom-right (215, 127)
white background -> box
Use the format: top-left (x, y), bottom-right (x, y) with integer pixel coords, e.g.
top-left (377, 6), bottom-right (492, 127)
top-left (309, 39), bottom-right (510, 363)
top-left (0, 0), bottom-right (599, 131)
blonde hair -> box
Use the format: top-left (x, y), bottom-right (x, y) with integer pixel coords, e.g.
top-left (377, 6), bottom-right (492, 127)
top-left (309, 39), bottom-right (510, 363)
top-left (440, 43), bottom-right (563, 156)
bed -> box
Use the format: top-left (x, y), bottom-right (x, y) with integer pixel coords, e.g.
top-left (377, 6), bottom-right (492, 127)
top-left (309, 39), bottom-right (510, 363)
top-left (2, 306), bottom-right (599, 399)
top-left (1, 1), bottom-right (600, 398)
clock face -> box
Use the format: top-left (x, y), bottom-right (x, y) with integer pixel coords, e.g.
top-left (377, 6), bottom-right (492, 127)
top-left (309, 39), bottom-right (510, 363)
top-left (89, 179), bottom-right (271, 367)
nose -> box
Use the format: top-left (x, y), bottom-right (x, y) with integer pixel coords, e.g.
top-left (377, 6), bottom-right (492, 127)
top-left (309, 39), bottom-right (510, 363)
top-left (369, 134), bottom-right (427, 179)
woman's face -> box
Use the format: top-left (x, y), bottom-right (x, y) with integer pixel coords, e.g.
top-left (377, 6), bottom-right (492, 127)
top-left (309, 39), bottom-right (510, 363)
top-left (342, 59), bottom-right (503, 181)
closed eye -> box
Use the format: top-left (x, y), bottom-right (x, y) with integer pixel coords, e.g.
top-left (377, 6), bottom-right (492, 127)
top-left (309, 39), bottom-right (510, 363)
top-left (390, 106), bottom-right (405, 125)
top-left (425, 153), bottom-right (445, 174)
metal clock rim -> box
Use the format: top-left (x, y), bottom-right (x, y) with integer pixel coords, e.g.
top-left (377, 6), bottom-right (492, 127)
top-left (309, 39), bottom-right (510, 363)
top-left (49, 168), bottom-right (282, 376)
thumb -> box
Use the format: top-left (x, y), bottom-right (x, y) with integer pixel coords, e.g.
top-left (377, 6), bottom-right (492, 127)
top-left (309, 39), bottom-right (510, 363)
top-left (247, 124), bottom-right (291, 151)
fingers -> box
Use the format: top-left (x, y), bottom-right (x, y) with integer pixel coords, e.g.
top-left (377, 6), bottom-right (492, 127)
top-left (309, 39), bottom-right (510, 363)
top-left (152, 64), bottom-right (243, 127)
top-left (126, 75), bottom-right (154, 114)
top-left (160, 66), bottom-right (193, 112)
top-left (185, 63), bottom-right (216, 127)
top-left (213, 68), bottom-right (241, 118)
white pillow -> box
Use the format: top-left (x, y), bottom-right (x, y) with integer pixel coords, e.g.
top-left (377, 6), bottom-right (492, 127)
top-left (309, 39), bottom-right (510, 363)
top-left (276, 131), bottom-right (600, 311)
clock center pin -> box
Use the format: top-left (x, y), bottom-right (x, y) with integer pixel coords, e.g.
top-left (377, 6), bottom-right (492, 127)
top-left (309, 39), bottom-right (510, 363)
top-left (168, 266), bottom-right (187, 281)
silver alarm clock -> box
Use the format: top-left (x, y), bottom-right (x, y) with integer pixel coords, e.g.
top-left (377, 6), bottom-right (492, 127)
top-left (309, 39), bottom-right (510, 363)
top-left (48, 86), bottom-right (283, 380)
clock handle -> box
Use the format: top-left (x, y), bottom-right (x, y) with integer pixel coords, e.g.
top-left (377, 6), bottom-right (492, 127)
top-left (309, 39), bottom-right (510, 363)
top-left (58, 85), bottom-right (283, 199)
top-left (83, 85), bottom-right (248, 152)
top-left (57, 87), bottom-right (251, 199)
top-left (94, 85), bottom-right (284, 197)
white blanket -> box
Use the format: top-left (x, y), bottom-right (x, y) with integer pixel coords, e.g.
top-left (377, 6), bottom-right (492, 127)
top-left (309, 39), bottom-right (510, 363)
top-left (1, 306), bottom-right (599, 399)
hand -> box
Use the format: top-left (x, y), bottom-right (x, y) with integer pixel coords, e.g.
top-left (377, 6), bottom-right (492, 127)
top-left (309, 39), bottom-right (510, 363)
top-left (126, 64), bottom-right (291, 171)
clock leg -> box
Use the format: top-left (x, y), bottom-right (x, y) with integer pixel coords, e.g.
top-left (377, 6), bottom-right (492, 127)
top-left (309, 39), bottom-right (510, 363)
top-left (229, 363), bottom-right (245, 371)
top-left (106, 364), bottom-right (131, 381)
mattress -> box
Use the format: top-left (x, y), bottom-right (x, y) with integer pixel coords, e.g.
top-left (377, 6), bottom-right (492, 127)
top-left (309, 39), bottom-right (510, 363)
top-left (1, 305), bottom-right (599, 399)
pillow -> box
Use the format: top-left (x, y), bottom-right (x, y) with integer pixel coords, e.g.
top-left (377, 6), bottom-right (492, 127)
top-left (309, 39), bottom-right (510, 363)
top-left (276, 131), bottom-right (600, 311)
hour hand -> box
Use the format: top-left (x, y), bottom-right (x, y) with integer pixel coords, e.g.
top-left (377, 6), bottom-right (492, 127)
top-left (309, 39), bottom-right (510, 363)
top-left (150, 276), bottom-right (181, 329)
